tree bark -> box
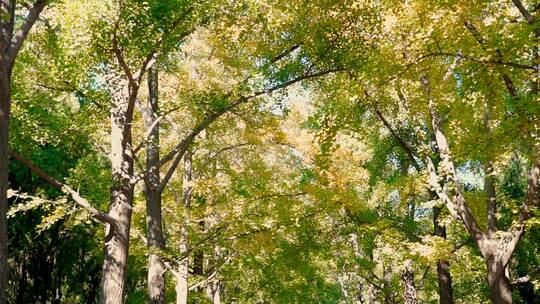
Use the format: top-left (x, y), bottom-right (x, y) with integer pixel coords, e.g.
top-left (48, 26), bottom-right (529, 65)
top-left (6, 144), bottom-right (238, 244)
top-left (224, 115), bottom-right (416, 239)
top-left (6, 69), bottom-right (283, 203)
top-left (206, 280), bottom-right (221, 304)
top-left (99, 81), bottom-right (136, 304)
top-left (487, 255), bottom-right (513, 304)
top-left (0, 1), bottom-right (47, 301)
top-left (144, 66), bottom-right (166, 304)
top-left (422, 75), bottom-right (532, 304)
top-left (0, 68), bottom-right (10, 304)
top-left (176, 151), bottom-right (193, 304)
top-left (433, 206), bottom-right (454, 304)
top-left (402, 261), bottom-right (418, 304)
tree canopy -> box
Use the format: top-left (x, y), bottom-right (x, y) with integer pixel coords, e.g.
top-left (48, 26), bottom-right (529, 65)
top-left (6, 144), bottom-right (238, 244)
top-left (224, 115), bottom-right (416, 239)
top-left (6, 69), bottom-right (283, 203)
top-left (1, 0), bottom-right (539, 303)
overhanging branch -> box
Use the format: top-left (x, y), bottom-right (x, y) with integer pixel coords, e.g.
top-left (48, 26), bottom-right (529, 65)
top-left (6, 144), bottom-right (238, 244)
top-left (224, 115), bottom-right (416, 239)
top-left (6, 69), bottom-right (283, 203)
top-left (9, 150), bottom-right (119, 229)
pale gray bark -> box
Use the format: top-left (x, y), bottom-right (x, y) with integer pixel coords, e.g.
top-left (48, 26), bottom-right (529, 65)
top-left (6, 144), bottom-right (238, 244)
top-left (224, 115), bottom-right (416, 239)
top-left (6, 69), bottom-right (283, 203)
top-left (176, 151), bottom-right (193, 304)
top-left (99, 78), bottom-right (136, 304)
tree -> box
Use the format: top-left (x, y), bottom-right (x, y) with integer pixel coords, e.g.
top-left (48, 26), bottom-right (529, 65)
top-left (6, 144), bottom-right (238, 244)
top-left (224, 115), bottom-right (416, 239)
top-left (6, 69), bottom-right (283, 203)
top-left (0, 1), bottom-right (49, 302)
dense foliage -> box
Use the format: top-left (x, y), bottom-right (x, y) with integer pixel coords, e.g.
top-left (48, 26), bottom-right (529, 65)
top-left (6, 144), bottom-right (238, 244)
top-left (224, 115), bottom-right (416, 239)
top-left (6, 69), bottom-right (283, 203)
top-left (1, 0), bottom-right (539, 303)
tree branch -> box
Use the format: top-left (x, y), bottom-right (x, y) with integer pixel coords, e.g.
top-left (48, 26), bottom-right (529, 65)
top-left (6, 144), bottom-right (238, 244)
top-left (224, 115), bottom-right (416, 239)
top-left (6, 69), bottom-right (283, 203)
top-left (158, 67), bottom-right (344, 190)
top-left (463, 21), bottom-right (518, 97)
top-left (6, 0), bottom-right (47, 66)
top-left (9, 150), bottom-right (119, 229)
top-left (512, 0), bottom-right (534, 22)
top-left (421, 75), bottom-right (487, 247)
top-left (369, 102), bottom-right (422, 171)
top-left (520, 158), bottom-right (540, 223)
top-left (426, 51), bottom-right (538, 71)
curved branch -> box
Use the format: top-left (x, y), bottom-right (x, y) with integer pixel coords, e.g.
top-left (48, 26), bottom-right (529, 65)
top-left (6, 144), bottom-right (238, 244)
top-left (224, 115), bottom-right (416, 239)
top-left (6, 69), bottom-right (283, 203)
top-left (158, 67), bottom-right (344, 190)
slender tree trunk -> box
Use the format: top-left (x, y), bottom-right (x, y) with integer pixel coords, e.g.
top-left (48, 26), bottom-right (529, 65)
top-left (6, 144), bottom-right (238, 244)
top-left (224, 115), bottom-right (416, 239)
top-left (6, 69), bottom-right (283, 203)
top-left (206, 281), bottom-right (221, 304)
top-left (99, 83), bottom-right (135, 304)
top-left (193, 219), bottom-right (204, 277)
top-left (402, 261), bottom-right (418, 304)
top-left (486, 255), bottom-right (513, 304)
top-left (176, 151), bottom-right (192, 304)
top-left (483, 98), bottom-right (497, 237)
top-left (144, 66), bottom-right (166, 304)
top-left (0, 68), bottom-right (10, 304)
top-left (433, 206), bottom-right (454, 304)
top-left (212, 282), bottom-right (221, 304)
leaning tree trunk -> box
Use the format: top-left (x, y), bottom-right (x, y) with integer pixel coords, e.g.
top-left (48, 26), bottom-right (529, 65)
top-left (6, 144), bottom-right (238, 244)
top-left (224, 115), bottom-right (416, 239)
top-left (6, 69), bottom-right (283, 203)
top-left (144, 66), bottom-right (166, 304)
top-left (0, 68), bottom-right (10, 304)
top-left (99, 84), bottom-right (135, 304)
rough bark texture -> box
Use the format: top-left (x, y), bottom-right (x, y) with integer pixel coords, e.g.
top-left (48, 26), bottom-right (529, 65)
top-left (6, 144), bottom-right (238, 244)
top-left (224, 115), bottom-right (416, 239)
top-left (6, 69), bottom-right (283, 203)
top-left (402, 261), bottom-right (418, 304)
top-left (176, 151), bottom-right (192, 304)
top-left (99, 80), bottom-right (136, 304)
top-left (144, 66), bottom-right (166, 304)
top-left (0, 69), bottom-right (11, 304)
top-left (487, 255), bottom-right (513, 304)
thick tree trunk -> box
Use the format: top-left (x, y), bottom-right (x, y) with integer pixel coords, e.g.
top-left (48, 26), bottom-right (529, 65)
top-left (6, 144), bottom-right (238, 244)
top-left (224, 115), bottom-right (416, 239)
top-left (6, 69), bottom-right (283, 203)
top-left (0, 69), bottom-right (11, 304)
top-left (99, 177), bottom-right (133, 304)
top-left (146, 191), bottom-right (165, 304)
top-left (433, 206), bottom-right (454, 304)
top-left (176, 151), bottom-right (192, 304)
top-left (99, 83), bottom-right (135, 304)
top-left (486, 256), bottom-right (513, 304)
top-left (144, 66), bottom-right (166, 304)
top-left (436, 261), bottom-right (454, 304)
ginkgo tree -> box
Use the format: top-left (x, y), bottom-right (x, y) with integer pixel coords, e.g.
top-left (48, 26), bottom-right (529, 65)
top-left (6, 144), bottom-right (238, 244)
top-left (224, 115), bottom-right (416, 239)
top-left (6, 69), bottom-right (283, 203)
top-left (3, 0), bottom-right (540, 303)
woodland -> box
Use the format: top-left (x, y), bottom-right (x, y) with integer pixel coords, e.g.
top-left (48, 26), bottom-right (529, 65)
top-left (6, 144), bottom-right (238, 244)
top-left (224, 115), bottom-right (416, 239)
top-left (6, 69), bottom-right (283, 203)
top-left (0, 0), bottom-right (539, 303)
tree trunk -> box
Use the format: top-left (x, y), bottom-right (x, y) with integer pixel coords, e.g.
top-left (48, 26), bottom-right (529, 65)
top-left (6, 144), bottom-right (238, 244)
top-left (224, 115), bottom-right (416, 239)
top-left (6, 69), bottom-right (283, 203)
top-left (144, 66), bottom-right (166, 304)
top-left (212, 282), bottom-right (221, 304)
top-left (99, 175), bottom-right (133, 304)
top-left (99, 83), bottom-right (135, 304)
top-left (487, 256), bottom-right (513, 304)
top-left (193, 219), bottom-right (204, 277)
top-left (433, 206), bottom-right (454, 304)
top-left (0, 69), bottom-right (10, 304)
top-left (402, 261), bottom-right (418, 304)
top-left (206, 281), bottom-right (221, 304)
top-left (175, 263), bottom-right (188, 304)
top-left (176, 151), bottom-right (193, 304)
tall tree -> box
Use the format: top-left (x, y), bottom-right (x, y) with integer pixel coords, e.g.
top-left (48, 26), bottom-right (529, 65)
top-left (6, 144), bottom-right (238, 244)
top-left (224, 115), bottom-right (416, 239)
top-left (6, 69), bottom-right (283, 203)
top-left (0, 1), bottom-right (49, 302)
